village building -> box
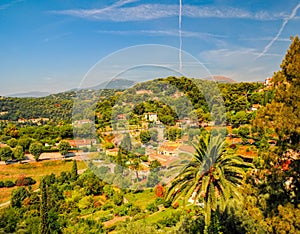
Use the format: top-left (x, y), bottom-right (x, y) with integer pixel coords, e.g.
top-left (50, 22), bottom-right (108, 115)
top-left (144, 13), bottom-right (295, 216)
top-left (144, 112), bottom-right (158, 122)
top-left (105, 148), bottom-right (119, 157)
top-left (66, 139), bottom-right (97, 148)
top-left (264, 77), bottom-right (273, 87)
top-left (251, 104), bottom-right (261, 111)
top-left (157, 141), bottom-right (181, 156)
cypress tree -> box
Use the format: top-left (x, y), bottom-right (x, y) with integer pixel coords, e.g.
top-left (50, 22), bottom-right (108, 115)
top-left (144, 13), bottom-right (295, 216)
top-left (71, 160), bottom-right (78, 181)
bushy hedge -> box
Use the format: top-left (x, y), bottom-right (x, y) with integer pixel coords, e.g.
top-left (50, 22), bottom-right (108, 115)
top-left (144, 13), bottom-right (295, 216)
top-left (15, 177), bottom-right (36, 186)
top-left (0, 180), bottom-right (15, 188)
top-left (0, 176), bottom-right (36, 188)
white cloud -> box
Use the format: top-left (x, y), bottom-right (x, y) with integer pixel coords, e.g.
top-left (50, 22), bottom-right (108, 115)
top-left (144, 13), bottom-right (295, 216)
top-left (0, 0), bottom-right (23, 10)
top-left (95, 29), bottom-right (225, 40)
top-left (51, 4), bottom-right (177, 21)
top-left (50, 4), bottom-right (285, 22)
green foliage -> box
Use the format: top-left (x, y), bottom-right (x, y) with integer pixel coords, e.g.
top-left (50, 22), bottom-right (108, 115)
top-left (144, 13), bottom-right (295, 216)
top-left (58, 140), bottom-right (71, 156)
top-left (166, 134), bottom-right (252, 227)
top-left (11, 187), bottom-right (29, 208)
top-left (7, 138), bottom-right (17, 148)
top-left (264, 203), bottom-right (300, 233)
top-left (166, 127), bottom-right (181, 141)
top-left (0, 93), bottom-right (74, 122)
top-left (15, 176), bottom-right (36, 186)
top-left (77, 170), bottom-right (105, 196)
top-left (146, 203), bottom-right (158, 213)
top-left (157, 210), bottom-right (182, 228)
top-left (149, 129), bottom-right (158, 142)
top-left (254, 36), bottom-right (300, 150)
top-left (149, 159), bottom-right (161, 172)
top-left (115, 221), bottom-right (157, 234)
top-left (103, 142), bottom-right (114, 149)
top-left (0, 146), bottom-right (13, 161)
top-left (140, 130), bottom-right (151, 144)
top-left (238, 125), bottom-right (251, 142)
top-left (4, 180), bottom-right (15, 188)
top-left (39, 178), bottom-right (49, 234)
top-left (103, 185), bottom-right (115, 198)
top-left (0, 207), bottom-right (20, 233)
top-left (71, 160), bottom-right (78, 181)
top-left (13, 145), bottom-right (25, 161)
top-left (18, 137), bottom-right (32, 150)
top-left (120, 133), bottom-right (132, 151)
top-left (29, 142), bottom-right (43, 161)
top-left (113, 192), bottom-right (124, 206)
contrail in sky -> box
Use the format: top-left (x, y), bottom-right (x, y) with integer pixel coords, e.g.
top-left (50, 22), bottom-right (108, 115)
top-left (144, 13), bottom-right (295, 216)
top-left (257, 3), bottom-right (300, 59)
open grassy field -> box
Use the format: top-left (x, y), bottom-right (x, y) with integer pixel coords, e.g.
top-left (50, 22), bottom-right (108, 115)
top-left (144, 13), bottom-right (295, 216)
top-left (124, 189), bottom-right (156, 210)
top-left (0, 160), bottom-right (87, 204)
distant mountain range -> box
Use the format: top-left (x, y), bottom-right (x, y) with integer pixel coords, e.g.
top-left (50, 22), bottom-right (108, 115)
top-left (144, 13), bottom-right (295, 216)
top-left (6, 91), bottom-right (50, 98)
top-left (4, 76), bottom-right (234, 98)
top-left (88, 79), bottom-right (136, 90)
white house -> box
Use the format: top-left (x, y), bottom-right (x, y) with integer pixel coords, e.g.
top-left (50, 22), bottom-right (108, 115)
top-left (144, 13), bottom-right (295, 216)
top-left (144, 112), bottom-right (158, 122)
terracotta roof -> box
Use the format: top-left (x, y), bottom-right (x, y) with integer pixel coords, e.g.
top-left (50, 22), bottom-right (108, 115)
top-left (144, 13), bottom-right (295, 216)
top-left (178, 145), bottom-right (195, 154)
top-left (66, 139), bottom-right (96, 147)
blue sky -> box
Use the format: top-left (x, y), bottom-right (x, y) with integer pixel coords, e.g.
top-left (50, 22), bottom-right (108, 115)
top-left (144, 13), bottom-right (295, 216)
top-left (0, 0), bottom-right (299, 95)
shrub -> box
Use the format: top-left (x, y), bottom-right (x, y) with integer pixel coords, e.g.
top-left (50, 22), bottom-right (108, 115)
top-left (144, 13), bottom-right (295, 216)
top-left (113, 192), bottom-right (123, 206)
top-left (99, 214), bottom-right (113, 222)
top-left (140, 155), bottom-right (148, 162)
top-left (132, 212), bottom-right (146, 221)
top-left (114, 205), bottom-right (128, 216)
top-left (102, 203), bottom-right (114, 211)
top-left (128, 205), bottom-right (141, 216)
top-left (15, 176), bottom-right (36, 186)
top-left (4, 180), bottom-right (15, 188)
top-left (157, 211), bottom-right (181, 227)
top-left (0, 181), bottom-right (4, 188)
top-left (163, 200), bottom-right (172, 208)
top-left (146, 203), bottom-right (158, 213)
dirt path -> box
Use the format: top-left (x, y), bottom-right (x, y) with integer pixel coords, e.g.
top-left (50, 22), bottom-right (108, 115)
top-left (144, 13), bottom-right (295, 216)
top-left (104, 216), bottom-right (129, 227)
top-left (0, 201), bottom-right (10, 208)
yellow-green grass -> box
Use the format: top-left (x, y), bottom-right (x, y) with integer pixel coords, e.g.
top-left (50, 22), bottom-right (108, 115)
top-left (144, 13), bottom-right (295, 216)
top-left (131, 207), bottom-right (177, 227)
top-left (0, 160), bottom-right (87, 204)
top-left (124, 189), bottom-right (156, 210)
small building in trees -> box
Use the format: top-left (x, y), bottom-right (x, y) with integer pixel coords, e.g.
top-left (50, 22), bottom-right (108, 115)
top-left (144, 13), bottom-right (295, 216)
top-left (144, 112), bottom-right (158, 122)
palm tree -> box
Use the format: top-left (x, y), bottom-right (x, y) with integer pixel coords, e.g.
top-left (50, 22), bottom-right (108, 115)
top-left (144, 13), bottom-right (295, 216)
top-left (166, 134), bottom-right (251, 231)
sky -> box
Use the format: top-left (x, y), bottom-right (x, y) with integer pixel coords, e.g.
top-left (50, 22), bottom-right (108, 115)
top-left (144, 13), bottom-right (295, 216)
top-left (0, 0), bottom-right (299, 95)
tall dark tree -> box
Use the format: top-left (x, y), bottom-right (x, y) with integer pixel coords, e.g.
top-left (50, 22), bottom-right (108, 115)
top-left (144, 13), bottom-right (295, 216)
top-left (251, 36), bottom-right (300, 217)
top-left (254, 36), bottom-right (300, 150)
top-left (71, 160), bottom-right (78, 181)
top-left (11, 187), bottom-right (29, 208)
top-left (120, 133), bottom-right (132, 151)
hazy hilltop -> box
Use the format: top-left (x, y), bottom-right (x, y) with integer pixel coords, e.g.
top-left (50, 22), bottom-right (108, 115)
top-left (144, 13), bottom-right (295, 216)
top-left (88, 78), bottom-right (136, 90)
top-left (6, 91), bottom-right (50, 98)
top-left (205, 75), bottom-right (236, 83)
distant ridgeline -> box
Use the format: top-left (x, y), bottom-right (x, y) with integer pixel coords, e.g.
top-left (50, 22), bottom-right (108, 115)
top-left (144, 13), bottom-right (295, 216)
top-left (0, 77), bottom-right (266, 124)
